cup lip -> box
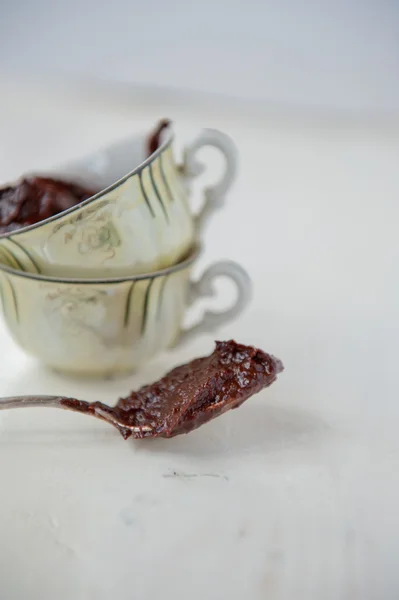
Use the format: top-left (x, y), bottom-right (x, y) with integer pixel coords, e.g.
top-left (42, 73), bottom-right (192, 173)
top-left (0, 127), bottom-right (175, 240)
top-left (0, 243), bottom-right (201, 285)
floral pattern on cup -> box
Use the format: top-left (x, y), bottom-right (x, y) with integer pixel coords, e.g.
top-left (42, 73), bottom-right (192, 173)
top-left (0, 129), bottom-right (238, 277)
top-left (0, 247), bottom-right (251, 377)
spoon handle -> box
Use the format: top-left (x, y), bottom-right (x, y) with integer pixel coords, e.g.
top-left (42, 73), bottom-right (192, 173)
top-left (0, 395), bottom-right (151, 438)
top-left (0, 395), bottom-right (69, 410)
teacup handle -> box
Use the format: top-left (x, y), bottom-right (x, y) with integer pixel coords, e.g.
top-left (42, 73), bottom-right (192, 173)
top-left (175, 260), bottom-right (252, 347)
top-left (181, 129), bottom-right (238, 232)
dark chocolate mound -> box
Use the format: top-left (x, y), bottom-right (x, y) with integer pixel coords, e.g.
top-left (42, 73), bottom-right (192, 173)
top-left (62, 340), bottom-right (283, 440)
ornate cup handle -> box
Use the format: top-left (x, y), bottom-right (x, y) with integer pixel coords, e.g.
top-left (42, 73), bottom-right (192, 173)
top-left (175, 260), bottom-right (252, 347)
top-left (180, 129), bottom-right (238, 232)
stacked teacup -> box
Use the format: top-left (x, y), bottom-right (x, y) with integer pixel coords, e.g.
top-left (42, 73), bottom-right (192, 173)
top-left (0, 123), bottom-right (251, 377)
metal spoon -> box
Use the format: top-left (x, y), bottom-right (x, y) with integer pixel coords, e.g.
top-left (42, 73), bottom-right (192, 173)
top-left (0, 395), bottom-right (153, 437)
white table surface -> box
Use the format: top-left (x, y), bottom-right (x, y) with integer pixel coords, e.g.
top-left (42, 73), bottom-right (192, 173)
top-left (0, 80), bottom-right (398, 600)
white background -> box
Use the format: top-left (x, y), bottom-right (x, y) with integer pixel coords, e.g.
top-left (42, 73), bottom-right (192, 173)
top-left (1, 0), bottom-right (399, 114)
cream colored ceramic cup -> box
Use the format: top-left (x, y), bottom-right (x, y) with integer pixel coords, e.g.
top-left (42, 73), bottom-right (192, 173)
top-left (0, 127), bottom-right (237, 278)
top-left (0, 245), bottom-right (251, 377)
